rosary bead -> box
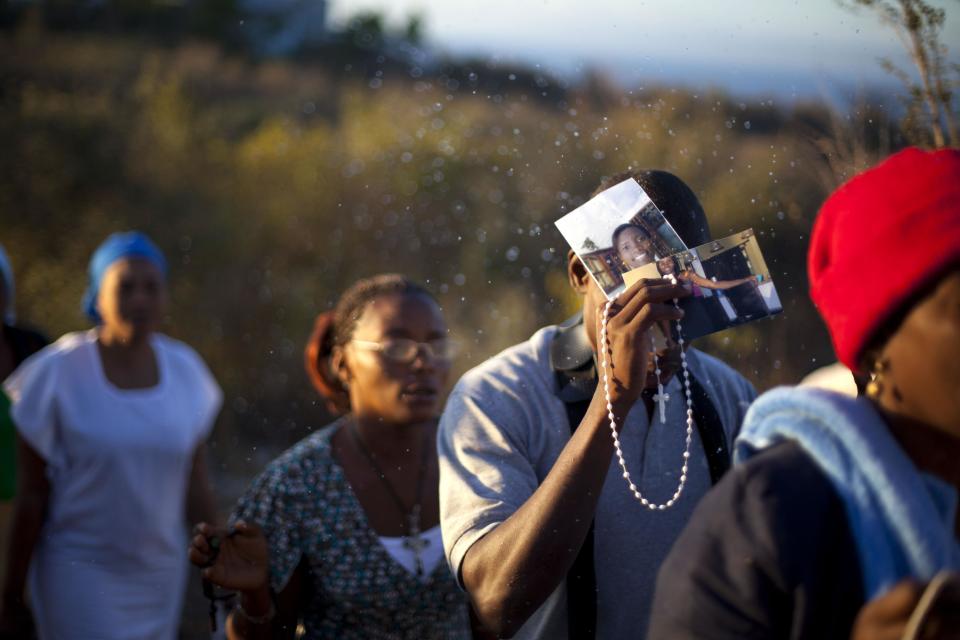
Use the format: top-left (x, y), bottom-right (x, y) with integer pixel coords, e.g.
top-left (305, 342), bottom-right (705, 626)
top-left (601, 296), bottom-right (693, 511)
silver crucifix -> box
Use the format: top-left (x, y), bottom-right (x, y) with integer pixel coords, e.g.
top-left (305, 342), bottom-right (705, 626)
top-left (404, 506), bottom-right (429, 577)
top-left (653, 387), bottom-right (669, 423)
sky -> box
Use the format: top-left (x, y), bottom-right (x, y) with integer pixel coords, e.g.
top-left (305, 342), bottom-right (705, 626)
top-left (327, 0), bottom-right (960, 100)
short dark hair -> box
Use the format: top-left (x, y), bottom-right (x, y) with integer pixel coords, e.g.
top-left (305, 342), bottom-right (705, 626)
top-left (593, 170), bottom-right (711, 247)
top-left (657, 255), bottom-right (680, 276)
top-left (611, 223), bottom-right (651, 249)
top-left (330, 274), bottom-right (433, 346)
top-left (304, 274), bottom-right (434, 414)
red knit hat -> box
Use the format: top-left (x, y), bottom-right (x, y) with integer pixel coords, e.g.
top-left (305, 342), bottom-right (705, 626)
top-left (808, 147), bottom-right (960, 372)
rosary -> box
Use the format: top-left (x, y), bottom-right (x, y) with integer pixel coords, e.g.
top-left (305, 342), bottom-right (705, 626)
top-left (201, 534), bottom-right (235, 631)
top-left (599, 281), bottom-right (694, 511)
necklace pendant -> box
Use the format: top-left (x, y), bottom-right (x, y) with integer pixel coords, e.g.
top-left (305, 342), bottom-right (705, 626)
top-left (403, 533), bottom-right (429, 571)
top-left (404, 505), bottom-right (428, 577)
top-left (654, 387), bottom-right (669, 423)
top-left (601, 300), bottom-right (693, 512)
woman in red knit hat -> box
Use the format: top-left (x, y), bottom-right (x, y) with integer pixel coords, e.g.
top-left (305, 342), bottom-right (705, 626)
top-left (647, 147), bottom-right (960, 640)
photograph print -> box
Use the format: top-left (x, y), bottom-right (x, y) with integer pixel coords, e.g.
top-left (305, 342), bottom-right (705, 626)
top-left (622, 228), bottom-right (783, 340)
top-left (554, 178), bottom-right (689, 299)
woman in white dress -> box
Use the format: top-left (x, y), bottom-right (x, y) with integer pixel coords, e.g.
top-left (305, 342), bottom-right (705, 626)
top-left (0, 231), bottom-right (222, 639)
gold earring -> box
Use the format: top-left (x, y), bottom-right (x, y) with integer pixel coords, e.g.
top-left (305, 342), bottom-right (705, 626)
top-left (865, 360), bottom-right (886, 399)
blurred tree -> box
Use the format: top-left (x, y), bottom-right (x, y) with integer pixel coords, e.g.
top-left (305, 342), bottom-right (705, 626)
top-left (404, 13), bottom-right (424, 46)
top-left (0, 20), bottom-right (901, 640)
top-left (841, 0), bottom-right (959, 148)
top-left (346, 11), bottom-right (384, 50)
top-left (796, 99), bottom-right (901, 192)
top-left (0, 28), bottom-right (845, 465)
top-left (188, 0), bottom-right (240, 43)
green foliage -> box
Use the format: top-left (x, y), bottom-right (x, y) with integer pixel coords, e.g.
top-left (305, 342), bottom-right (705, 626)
top-left (1, 29), bottom-right (857, 464)
top-left (345, 11), bottom-right (385, 50)
top-left (404, 14), bottom-right (424, 46)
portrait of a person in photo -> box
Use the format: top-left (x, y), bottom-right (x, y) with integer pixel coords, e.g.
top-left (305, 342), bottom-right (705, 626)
top-left (612, 223), bottom-right (657, 270)
top-left (655, 255), bottom-right (758, 295)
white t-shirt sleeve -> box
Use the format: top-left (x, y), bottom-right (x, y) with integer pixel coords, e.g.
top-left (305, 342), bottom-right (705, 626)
top-left (437, 379), bottom-right (541, 585)
top-left (189, 352), bottom-right (222, 443)
top-left (4, 347), bottom-right (60, 462)
top-left (163, 338), bottom-right (223, 445)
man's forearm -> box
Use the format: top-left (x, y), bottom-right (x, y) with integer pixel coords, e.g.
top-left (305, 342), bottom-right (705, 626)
top-left (462, 390), bottom-right (630, 636)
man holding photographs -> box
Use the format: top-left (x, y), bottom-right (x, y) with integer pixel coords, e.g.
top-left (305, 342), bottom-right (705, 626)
top-left (438, 171), bottom-right (757, 639)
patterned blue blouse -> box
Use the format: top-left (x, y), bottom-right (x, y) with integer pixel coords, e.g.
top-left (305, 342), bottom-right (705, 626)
top-left (232, 419), bottom-right (470, 639)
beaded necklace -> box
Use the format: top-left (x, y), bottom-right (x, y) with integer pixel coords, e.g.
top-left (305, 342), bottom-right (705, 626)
top-left (599, 282), bottom-right (694, 510)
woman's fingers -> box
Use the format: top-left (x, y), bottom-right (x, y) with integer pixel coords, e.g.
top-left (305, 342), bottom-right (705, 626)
top-left (234, 520), bottom-right (258, 536)
top-left (869, 580), bottom-right (923, 622)
top-left (191, 533), bottom-right (211, 554)
top-left (851, 579), bottom-right (924, 640)
top-left (192, 521), bottom-right (233, 542)
top-left (188, 546), bottom-right (211, 567)
top-left (188, 522), bottom-right (237, 568)
top-left (200, 552), bottom-right (234, 585)
top-left (188, 531), bottom-right (214, 567)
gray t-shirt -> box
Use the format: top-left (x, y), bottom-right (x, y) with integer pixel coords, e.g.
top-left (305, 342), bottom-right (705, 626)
top-left (438, 324), bottom-right (757, 640)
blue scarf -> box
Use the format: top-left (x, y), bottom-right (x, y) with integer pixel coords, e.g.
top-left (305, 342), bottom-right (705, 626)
top-left (736, 386), bottom-right (960, 599)
top-left (82, 231), bottom-right (167, 323)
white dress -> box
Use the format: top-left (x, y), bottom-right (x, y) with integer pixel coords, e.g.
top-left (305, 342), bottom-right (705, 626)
top-left (4, 330), bottom-right (222, 640)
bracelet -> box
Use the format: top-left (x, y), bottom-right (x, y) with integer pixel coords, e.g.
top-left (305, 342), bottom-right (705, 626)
top-left (235, 594), bottom-right (276, 625)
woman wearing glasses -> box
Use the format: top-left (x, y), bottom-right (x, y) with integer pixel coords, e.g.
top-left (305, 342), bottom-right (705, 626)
top-left (189, 274), bottom-right (471, 639)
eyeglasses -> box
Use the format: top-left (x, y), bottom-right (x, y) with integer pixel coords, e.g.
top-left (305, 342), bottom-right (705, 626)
top-left (350, 338), bottom-right (457, 364)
